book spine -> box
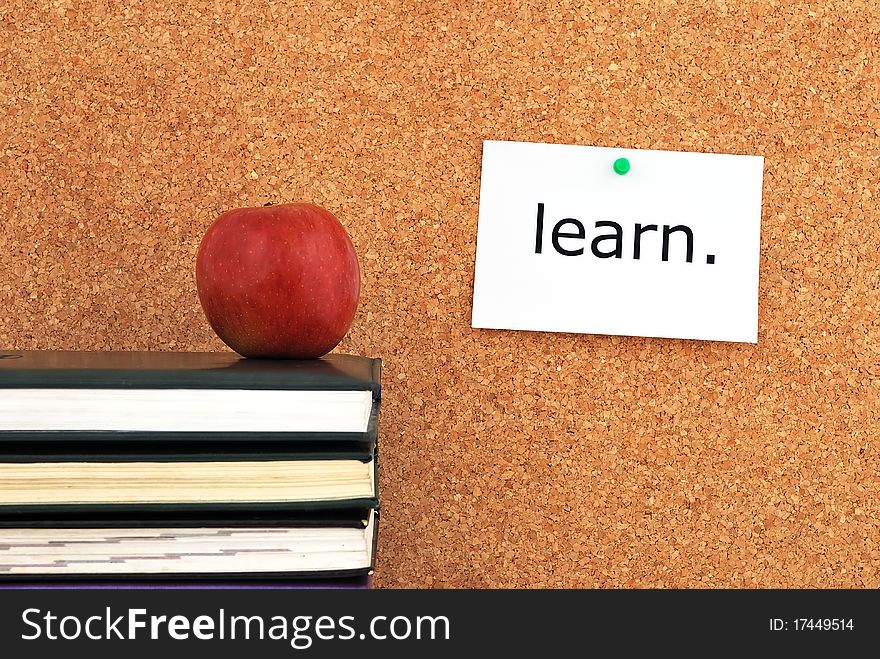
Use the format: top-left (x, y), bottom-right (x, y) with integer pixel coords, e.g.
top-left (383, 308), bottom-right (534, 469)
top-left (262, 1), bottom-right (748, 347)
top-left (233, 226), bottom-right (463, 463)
top-left (371, 358), bottom-right (383, 401)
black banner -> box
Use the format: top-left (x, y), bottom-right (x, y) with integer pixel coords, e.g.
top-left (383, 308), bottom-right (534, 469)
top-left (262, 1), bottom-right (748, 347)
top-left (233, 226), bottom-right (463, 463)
top-left (0, 588), bottom-right (875, 657)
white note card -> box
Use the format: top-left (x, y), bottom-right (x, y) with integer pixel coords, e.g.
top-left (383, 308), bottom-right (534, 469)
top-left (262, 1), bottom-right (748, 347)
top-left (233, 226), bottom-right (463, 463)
top-left (471, 140), bottom-right (764, 343)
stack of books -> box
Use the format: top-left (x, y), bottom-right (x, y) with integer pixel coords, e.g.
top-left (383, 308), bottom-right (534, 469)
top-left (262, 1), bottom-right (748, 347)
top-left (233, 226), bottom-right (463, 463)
top-left (0, 350), bottom-right (380, 586)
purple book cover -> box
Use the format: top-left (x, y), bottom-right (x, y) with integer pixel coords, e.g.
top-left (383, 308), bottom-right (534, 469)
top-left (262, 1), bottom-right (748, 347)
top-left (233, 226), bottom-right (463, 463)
top-left (0, 574), bottom-right (372, 589)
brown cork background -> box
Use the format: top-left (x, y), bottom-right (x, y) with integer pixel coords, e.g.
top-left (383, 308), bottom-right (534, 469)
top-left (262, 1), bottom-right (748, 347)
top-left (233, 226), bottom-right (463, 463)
top-left (1, 0), bottom-right (879, 588)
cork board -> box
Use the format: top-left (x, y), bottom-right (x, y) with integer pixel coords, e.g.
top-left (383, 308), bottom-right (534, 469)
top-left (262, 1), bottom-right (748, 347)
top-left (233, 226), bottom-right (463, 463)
top-left (2, 1), bottom-right (879, 588)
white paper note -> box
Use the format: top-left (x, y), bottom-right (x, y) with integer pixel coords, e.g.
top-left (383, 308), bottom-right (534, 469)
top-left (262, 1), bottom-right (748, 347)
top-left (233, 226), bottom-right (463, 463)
top-left (471, 140), bottom-right (764, 343)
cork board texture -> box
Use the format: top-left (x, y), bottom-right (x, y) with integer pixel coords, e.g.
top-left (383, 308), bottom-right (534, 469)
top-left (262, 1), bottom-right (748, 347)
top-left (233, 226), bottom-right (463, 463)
top-left (1, 0), bottom-right (879, 588)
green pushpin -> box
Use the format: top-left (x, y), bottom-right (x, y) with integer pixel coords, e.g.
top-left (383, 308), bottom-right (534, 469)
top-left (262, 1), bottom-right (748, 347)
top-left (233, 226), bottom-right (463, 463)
top-left (613, 157), bottom-right (630, 175)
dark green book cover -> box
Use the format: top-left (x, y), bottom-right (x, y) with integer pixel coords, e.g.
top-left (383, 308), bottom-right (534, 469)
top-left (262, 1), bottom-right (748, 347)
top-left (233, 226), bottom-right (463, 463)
top-left (0, 350), bottom-right (381, 393)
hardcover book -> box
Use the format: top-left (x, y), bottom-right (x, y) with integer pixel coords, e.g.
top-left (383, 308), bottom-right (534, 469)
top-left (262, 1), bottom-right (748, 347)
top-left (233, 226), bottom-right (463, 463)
top-left (0, 350), bottom-right (381, 439)
top-left (0, 508), bottom-right (377, 580)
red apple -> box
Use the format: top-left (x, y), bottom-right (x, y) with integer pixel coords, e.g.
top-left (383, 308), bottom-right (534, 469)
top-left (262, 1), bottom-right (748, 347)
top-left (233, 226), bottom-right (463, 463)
top-left (195, 202), bottom-right (360, 359)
